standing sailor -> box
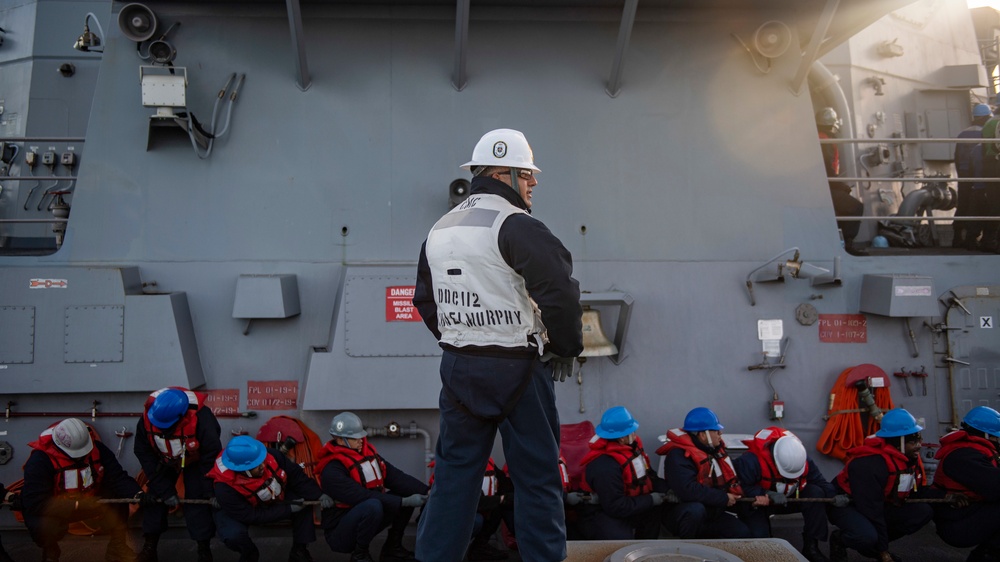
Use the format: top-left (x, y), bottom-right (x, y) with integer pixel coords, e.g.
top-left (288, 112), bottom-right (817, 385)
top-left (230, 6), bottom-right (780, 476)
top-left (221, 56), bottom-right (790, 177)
top-left (413, 128), bottom-right (583, 562)
top-left (135, 387), bottom-right (222, 562)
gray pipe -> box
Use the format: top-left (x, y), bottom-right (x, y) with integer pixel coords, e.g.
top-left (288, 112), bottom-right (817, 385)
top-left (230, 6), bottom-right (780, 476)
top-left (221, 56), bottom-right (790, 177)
top-left (365, 423), bottom-right (434, 483)
top-left (896, 188), bottom-right (935, 217)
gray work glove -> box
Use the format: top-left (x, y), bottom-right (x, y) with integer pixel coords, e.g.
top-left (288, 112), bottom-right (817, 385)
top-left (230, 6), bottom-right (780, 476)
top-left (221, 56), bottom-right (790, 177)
top-left (163, 495), bottom-right (180, 508)
top-left (209, 497), bottom-right (221, 509)
top-left (832, 494), bottom-right (850, 508)
top-left (766, 491), bottom-right (787, 506)
top-left (401, 494), bottom-right (427, 507)
top-left (289, 501), bottom-right (305, 513)
top-left (650, 492), bottom-right (667, 506)
top-left (565, 492), bottom-right (584, 506)
top-left (587, 493), bottom-right (601, 505)
top-left (550, 357), bottom-right (575, 382)
top-left (665, 490), bottom-right (680, 504)
top-left (318, 494), bottom-right (335, 509)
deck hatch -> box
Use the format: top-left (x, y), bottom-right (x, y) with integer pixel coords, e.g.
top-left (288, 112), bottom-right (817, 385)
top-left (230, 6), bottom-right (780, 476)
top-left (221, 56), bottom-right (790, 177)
top-left (63, 305), bottom-right (124, 363)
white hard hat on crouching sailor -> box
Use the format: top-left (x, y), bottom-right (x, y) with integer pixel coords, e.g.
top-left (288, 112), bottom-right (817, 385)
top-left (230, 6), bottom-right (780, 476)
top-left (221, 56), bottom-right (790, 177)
top-left (462, 129), bottom-right (541, 174)
top-left (52, 418), bottom-right (94, 458)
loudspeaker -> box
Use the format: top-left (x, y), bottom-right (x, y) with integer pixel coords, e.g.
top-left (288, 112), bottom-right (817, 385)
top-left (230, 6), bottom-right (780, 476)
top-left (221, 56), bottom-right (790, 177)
top-left (753, 20), bottom-right (791, 59)
top-left (118, 3), bottom-right (158, 42)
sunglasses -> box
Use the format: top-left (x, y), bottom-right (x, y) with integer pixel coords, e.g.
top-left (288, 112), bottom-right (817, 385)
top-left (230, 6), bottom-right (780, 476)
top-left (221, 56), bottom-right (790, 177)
top-left (496, 170), bottom-right (534, 181)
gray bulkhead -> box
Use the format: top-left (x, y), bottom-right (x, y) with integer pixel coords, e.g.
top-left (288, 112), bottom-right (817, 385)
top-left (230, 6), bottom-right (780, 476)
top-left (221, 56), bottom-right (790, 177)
top-left (0, 0), bottom-right (998, 503)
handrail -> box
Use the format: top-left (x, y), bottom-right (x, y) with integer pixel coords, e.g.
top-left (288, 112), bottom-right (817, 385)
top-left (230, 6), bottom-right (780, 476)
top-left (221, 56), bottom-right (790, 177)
top-left (819, 137), bottom-right (987, 143)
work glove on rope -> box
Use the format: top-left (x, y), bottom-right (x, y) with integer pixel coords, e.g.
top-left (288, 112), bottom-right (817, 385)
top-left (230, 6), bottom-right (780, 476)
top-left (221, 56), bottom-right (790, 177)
top-left (765, 491), bottom-right (787, 506)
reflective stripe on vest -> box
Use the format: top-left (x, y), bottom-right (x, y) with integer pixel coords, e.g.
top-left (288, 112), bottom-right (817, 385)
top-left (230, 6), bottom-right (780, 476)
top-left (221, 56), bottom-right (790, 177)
top-left (742, 427), bottom-right (809, 497)
top-left (579, 435), bottom-right (655, 497)
top-left (28, 426), bottom-right (104, 496)
top-left (657, 429), bottom-right (743, 496)
top-left (931, 430), bottom-right (999, 501)
top-left (207, 454), bottom-right (287, 507)
top-left (836, 436), bottom-right (924, 500)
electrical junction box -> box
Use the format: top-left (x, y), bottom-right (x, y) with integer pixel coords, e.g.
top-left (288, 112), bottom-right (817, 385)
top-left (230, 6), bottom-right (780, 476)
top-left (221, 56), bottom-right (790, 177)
top-left (859, 274), bottom-right (939, 317)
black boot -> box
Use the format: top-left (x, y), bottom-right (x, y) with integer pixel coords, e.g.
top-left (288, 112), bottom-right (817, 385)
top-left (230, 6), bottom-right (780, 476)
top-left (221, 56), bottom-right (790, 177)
top-left (351, 545), bottom-right (375, 562)
top-left (41, 542), bottom-right (61, 562)
top-left (137, 533), bottom-right (159, 562)
top-left (104, 529), bottom-right (136, 562)
top-left (828, 530), bottom-right (847, 562)
top-left (801, 537), bottom-right (830, 562)
top-left (0, 537), bottom-right (13, 562)
top-left (287, 543), bottom-right (314, 562)
top-left (196, 540), bottom-right (214, 562)
top-left (379, 529), bottom-right (417, 562)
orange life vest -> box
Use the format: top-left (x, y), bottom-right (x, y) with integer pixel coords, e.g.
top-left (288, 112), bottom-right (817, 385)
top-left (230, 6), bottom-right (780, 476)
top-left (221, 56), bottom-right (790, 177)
top-left (931, 430), bottom-right (999, 501)
top-left (142, 387), bottom-right (207, 469)
top-left (742, 427), bottom-right (809, 497)
top-left (207, 453), bottom-right (286, 507)
top-left (28, 424), bottom-right (104, 497)
top-left (427, 458), bottom-right (498, 497)
top-left (315, 439), bottom-right (387, 509)
top-left (656, 429), bottom-right (743, 496)
top-left (579, 435), bottom-right (654, 497)
top-left (835, 436), bottom-right (924, 501)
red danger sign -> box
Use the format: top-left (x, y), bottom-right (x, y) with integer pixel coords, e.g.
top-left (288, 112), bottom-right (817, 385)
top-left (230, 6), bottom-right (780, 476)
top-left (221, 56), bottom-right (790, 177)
top-left (247, 381), bottom-right (298, 410)
top-left (386, 285), bottom-right (421, 322)
top-left (818, 314), bottom-right (868, 343)
top-left (203, 389), bottom-right (240, 415)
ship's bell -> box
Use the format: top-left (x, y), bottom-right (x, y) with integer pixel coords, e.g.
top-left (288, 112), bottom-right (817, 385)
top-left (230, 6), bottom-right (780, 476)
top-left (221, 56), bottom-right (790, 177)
top-left (579, 308), bottom-right (618, 358)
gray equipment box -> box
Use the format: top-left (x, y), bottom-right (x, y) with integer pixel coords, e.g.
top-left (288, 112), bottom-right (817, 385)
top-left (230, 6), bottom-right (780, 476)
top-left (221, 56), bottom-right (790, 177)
top-left (859, 274), bottom-right (939, 317)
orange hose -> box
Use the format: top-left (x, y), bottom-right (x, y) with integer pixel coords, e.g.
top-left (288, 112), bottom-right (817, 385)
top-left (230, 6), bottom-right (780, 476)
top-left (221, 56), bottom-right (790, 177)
top-left (817, 366), bottom-right (895, 461)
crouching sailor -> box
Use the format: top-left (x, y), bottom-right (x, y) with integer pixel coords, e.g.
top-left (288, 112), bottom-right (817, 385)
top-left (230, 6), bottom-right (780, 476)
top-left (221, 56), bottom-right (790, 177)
top-left (208, 436), bottom-right (333, 562)
top-left (22, 418), bottom-right (147, 562)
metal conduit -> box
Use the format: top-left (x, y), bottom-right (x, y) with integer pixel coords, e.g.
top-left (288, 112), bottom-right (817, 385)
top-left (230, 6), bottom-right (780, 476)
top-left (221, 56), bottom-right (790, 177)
top-left (365, 422), bottom-right (434, 483)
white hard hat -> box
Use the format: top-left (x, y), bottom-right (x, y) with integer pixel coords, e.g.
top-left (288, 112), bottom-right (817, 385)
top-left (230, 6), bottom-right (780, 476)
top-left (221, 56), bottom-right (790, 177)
top-left (772, 434), bottom-right (807, 479)
top-left (52, 418), bottom-right (94, 459)
top-left (461, 128), bottom-right (540, 173)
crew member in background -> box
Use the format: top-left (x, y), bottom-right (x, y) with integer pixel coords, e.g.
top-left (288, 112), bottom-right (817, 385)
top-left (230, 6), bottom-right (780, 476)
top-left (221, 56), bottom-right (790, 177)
top-left (816, 107), bottom-right (864, 251)
top-left (317, 412), bottom-right (428, 562)
top-left (135, 387), bottom-right (222, 562)
top-left (827, 408), bottom-right (935, 562)
top-left (931, 406), bottom-right (1000, 562)
top-left (979, 97), bottom-right (1000, 252)
top-left (734, 427), bottom-right (845, 562)
top-left (209, 436), bottom-right (332, 562)
top-left (657, 407), bottom-right (751, 539)
top-left (413, 128), bottom-right (583, 562)
top-left (954, 104), bottom-right (992, 250)
top-left (577, 406), bottom-right (667, 540)
top-left (428, 457), bottom-right (513, 561)
top-left (21, 418), bottom-right (148, 562)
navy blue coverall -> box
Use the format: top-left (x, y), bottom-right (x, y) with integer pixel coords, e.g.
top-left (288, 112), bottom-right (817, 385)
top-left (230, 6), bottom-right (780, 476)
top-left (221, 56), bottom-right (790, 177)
top-left (213, 448), bottom-right (323, 560)
top-left (413, 177), bottom-right (583, 562)
top-left (733, 455), bottom-right (835, 540)
top-left (134, 407), bottom-right (222, 541)
top-left (827, 455), bottom-right (934, 558)
top-left (321, 452), bottom-right (428, 553)
top-left (21, 441), bottom-right (141, 554)
top-left (933, 445), bottom-right (1000, 551)
top-left (661, 448), bottom-right (752, 539)
top-left (578, 453), bottom-right (667, 540)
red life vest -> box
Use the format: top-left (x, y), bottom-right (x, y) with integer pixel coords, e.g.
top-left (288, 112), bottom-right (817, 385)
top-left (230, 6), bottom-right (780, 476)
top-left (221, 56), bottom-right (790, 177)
top-left (207, 453), bottom-right (287, 507)
top-left (28, 424), bottom-right (104, 497)
top-left (142, 387), bottom-right (207, 469)
top-left (742, 427), bottom-right (809, 497)
top-left (835, 436), bottom-right (925, 501)
top-left (655, 429), bottom-right (743, 496)
top-left (558, 456), bottom-right (570, 492)
top-left (427, 458), bottom-right (498, 498)
top-left (931, 430), bottom-right (999, 501)
top-left (579, 435), bottom-right (654, 497)
top-left (316, 439), bottom-right (387, 508)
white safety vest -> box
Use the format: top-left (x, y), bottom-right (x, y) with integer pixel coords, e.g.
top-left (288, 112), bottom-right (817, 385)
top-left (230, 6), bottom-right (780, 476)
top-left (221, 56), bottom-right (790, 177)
top-left (425, 194), bottom-right (546, 349)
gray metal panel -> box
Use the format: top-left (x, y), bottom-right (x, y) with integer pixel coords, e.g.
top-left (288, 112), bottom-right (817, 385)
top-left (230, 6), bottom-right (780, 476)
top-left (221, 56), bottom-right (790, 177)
top-left (922, 109), bottom-right (954, 160)
top-left (947, 287), bottom-right (1000, 423)
top-left (232, 274), bottom-right (301, 319)
top-left (63, 305), bottom-right (124, 363)
top-left (344, 274), bottom-right (438, 358)
top-left (0, 306), bottom-right (35, 364)
top-left (858, 274), bottom-right (939, 317)
top-left (124, 292), bottom-right (206, 390)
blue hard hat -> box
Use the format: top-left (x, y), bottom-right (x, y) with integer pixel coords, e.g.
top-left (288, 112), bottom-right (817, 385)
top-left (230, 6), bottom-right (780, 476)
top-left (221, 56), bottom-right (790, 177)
top-left (147, 388), bottom-right (189, 429)
top-left (872, 236), bottom-right (889, 248)
top-left (595, 406), bottom-right (640, 439)
top-left (221, 436), bottom-right (267, 471)
top-left (963, 406), bottom-right (1000, 438)
top-left (683, 407), bottom-right (724, 432)
top-left (876, 408), bottom-right (923, 438)
top-left (974, 103), bottom-right (992, 117)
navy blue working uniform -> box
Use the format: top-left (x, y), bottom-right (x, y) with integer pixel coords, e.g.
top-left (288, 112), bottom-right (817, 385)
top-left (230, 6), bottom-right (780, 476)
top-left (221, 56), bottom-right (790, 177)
top-left (828, 453), bottom-right (934, 559)
top-left (135, 405), bottom-right (222, 543)
top-left (661, 446), bottom-right (752, 539)
top-left (578, 449), bottom-right (667, 539)
top-left (318, 442), bottom-right (428, 556)
top-left (210, 447), bottom-right (323, 560)
top-left (22, 440), bottom-right (141, 560)
top-left (931, 430), bottom-right (1000, 556)
top-left (414, 140), bottom-right (584, 562)
top-left (734, 455), bottom-right (835, 540)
